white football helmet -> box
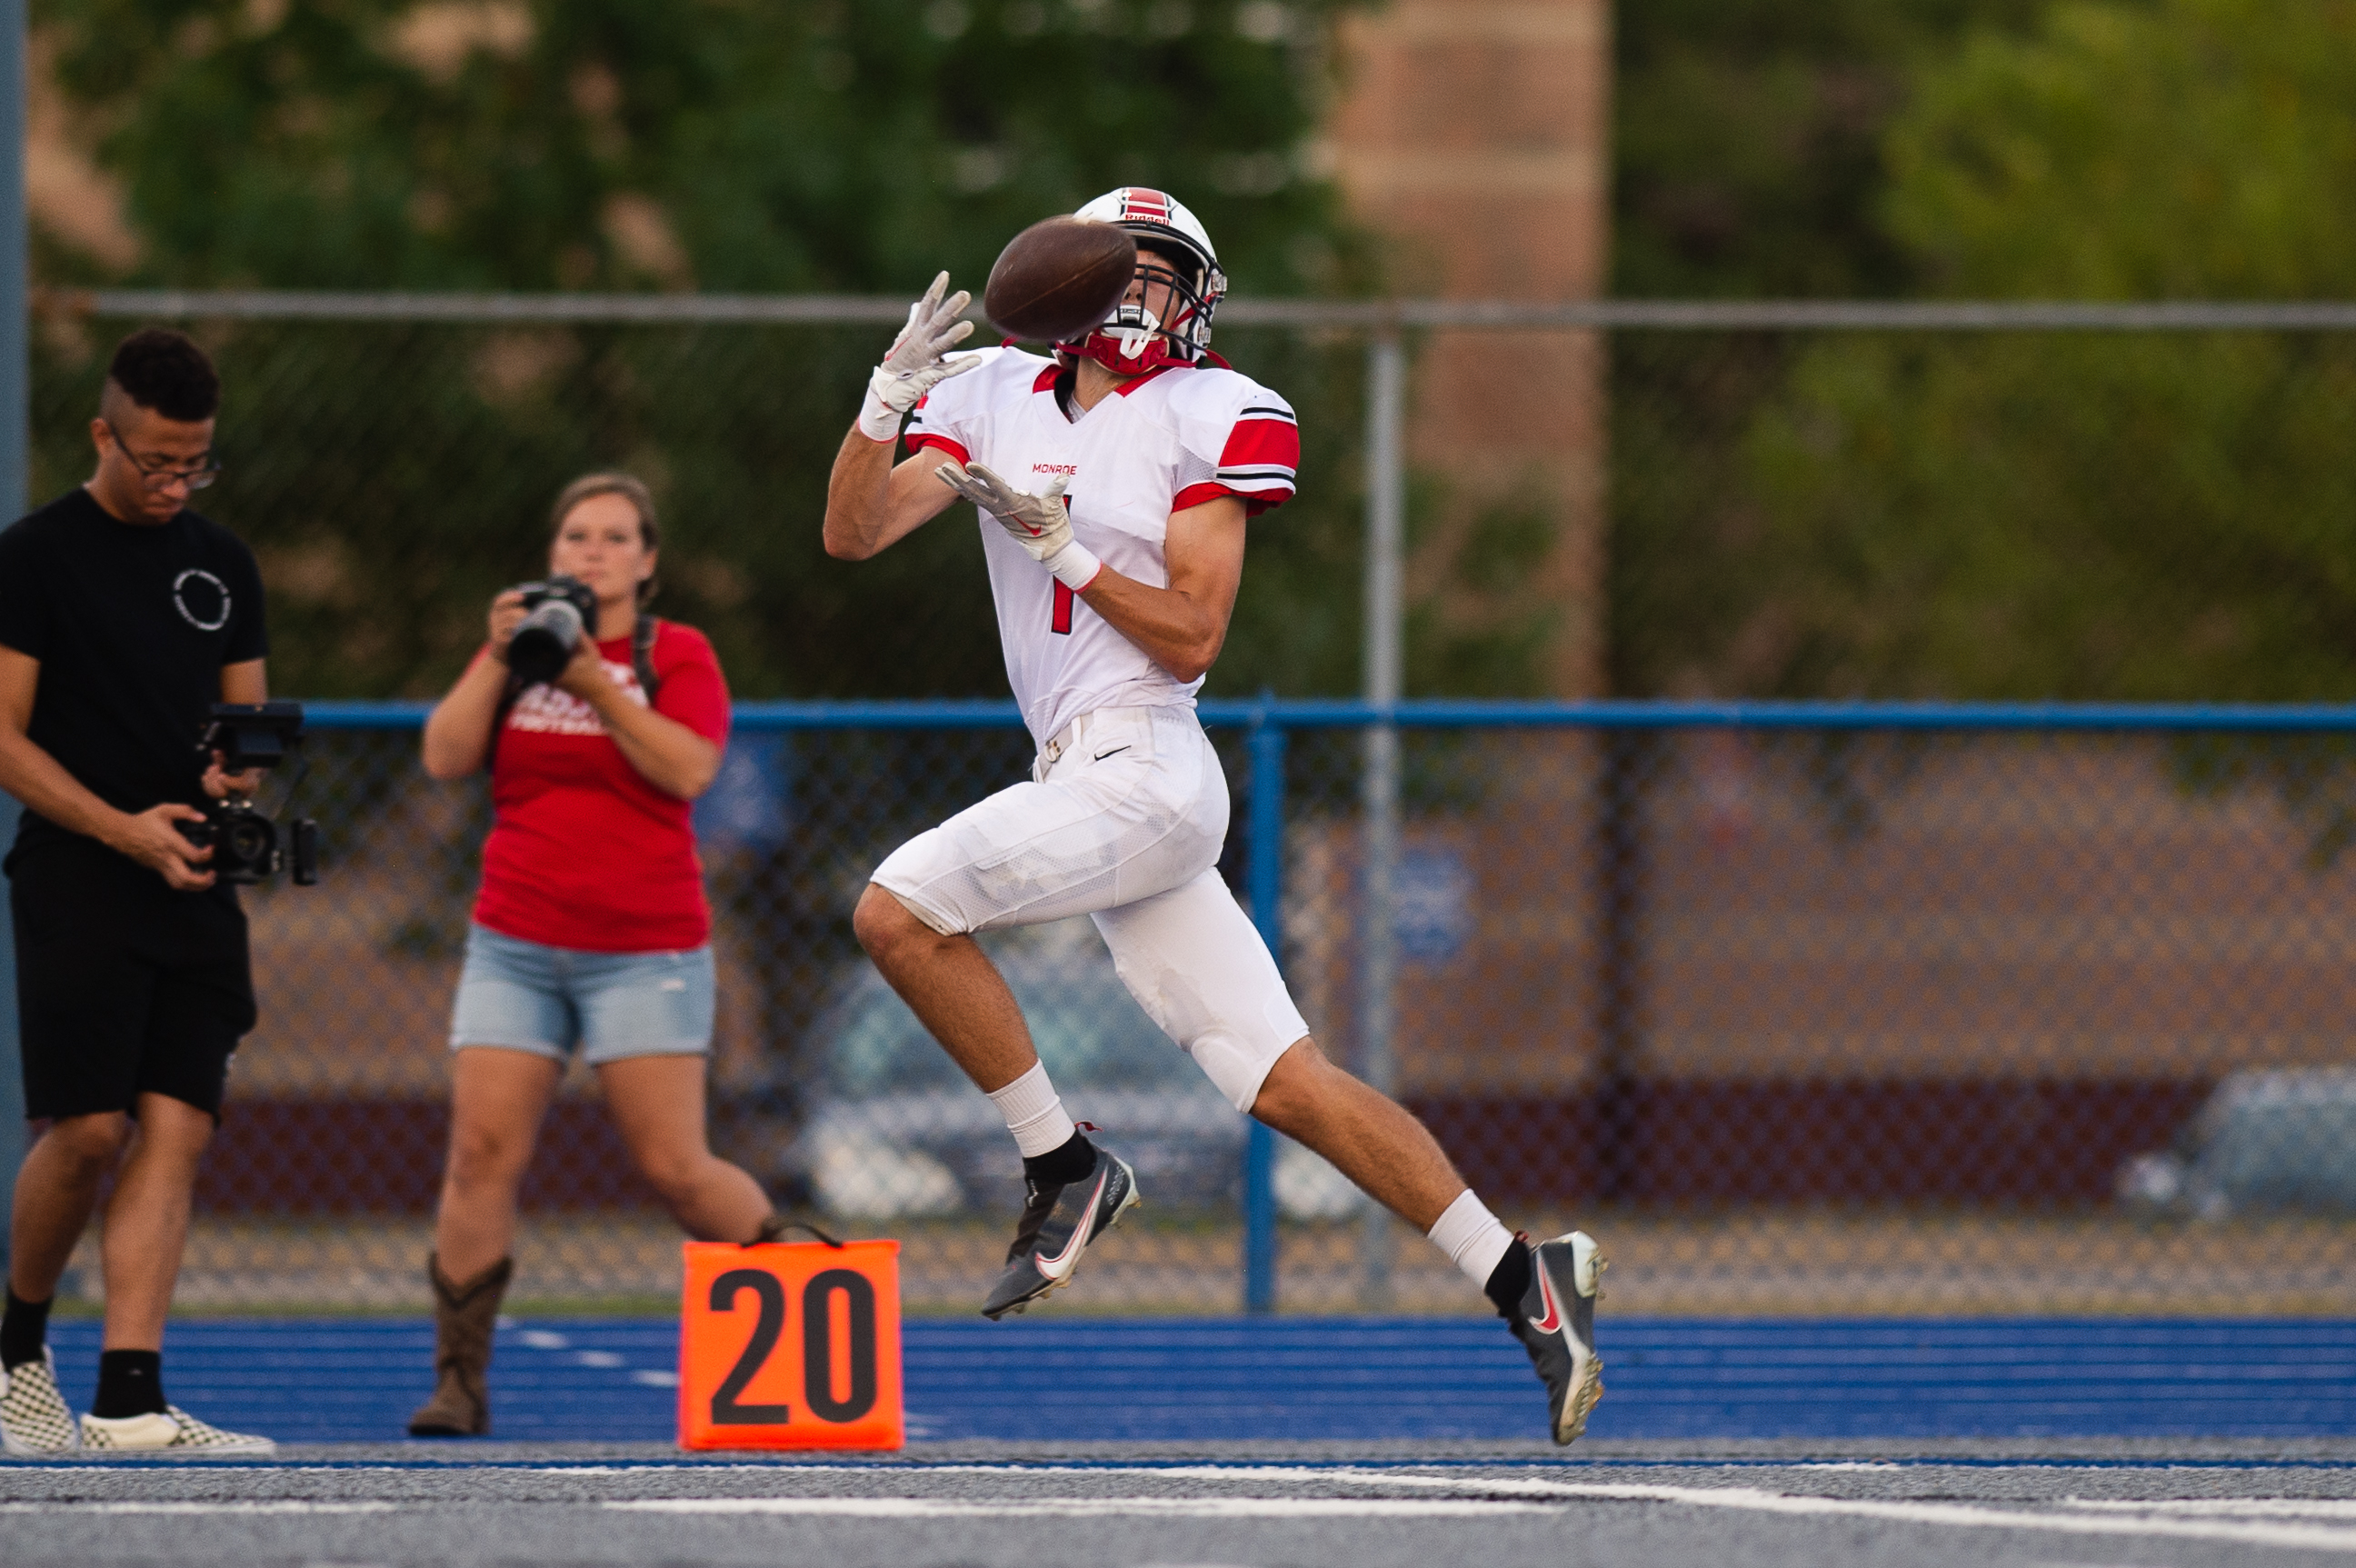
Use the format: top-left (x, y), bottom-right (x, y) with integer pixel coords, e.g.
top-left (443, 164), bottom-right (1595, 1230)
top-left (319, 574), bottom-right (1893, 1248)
top-left (1062, 187), bottom-right (1228, 375)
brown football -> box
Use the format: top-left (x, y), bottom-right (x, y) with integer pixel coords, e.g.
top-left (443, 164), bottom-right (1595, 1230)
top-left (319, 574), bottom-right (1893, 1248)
top-left (984, 217), bottom-right (1137, 344)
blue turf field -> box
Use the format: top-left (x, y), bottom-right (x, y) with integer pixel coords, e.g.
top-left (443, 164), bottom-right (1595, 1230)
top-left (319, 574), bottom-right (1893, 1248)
top-left (36, 1317), bottom-right (2356, 1443)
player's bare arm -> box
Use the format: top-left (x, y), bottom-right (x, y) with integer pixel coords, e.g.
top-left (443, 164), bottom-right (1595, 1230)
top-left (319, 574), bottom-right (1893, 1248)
top-left (823, 272), bottom-right (981, 561)
top-left (824, 434), bottom-right (965, 561)
top-left (0, 644), bottom-right (216, 889)
top-left (934, 458), bottom-right (1244, 684)
top-left (1070, 496), bottom-right (1247, 684)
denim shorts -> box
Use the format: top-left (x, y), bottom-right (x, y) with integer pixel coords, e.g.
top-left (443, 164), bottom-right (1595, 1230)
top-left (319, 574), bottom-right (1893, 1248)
top-left (448, 924), bottom-right (714, 1065)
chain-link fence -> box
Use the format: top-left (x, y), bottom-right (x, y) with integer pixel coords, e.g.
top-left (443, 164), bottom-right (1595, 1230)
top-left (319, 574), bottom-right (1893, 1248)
top-left (66, 700), bottom-right (2356, 1317)
top-left (41, 293), bottom-right (2356, 709)
top-left (25, 295), bottom-right (1376, 704)
top-left (26, 293), bottom-right (2356, 1315)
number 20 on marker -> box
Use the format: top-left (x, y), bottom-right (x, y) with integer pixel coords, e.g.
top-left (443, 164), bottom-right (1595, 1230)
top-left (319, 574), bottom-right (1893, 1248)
top-left (677, 1239), bottom-right (903, 1451)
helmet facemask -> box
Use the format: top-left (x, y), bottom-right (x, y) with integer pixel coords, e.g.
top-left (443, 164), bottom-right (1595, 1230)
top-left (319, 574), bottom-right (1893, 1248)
top-left (1063, 243), bottom-right (1223, 375)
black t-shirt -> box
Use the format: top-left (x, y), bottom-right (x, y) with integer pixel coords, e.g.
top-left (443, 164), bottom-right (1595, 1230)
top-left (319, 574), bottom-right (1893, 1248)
top-left (0, 486), bottom-right (268, 866)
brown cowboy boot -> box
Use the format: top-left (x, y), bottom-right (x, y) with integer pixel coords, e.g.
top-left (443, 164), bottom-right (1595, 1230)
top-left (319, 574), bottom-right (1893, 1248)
top-left (406, 1253), bottom-right (512, 1437)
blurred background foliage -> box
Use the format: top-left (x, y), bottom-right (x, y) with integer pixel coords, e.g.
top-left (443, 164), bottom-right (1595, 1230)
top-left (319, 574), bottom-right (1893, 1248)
top-left (25, 0), bottom-right (2356, 704)
top-left (28, 0), bottom-right (1373, 698)
top-left (1614, 0), bottom-right (2052, 302)
top-left (1614, 0), bottom-right (2356, 702)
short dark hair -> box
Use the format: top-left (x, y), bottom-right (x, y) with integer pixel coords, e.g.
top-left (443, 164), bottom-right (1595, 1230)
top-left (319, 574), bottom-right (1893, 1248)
top-left (106, 328), bottom-right (220, 422)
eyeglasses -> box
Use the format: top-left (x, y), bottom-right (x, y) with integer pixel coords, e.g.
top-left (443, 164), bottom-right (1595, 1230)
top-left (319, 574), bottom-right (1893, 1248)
top-left (104, 420), bottom-right (221, 491)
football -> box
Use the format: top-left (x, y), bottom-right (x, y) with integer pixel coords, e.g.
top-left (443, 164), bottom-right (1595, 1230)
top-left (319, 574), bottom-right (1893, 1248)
top-left (984, 217), bottom-right (1137, 344)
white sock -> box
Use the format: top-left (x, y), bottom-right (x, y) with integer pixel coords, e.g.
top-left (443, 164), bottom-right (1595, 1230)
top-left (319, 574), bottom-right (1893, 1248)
top-left (1426, 1189), bottom-right (1516, 1292)
top-left (987, 1060), bottom-right (1077, 1158)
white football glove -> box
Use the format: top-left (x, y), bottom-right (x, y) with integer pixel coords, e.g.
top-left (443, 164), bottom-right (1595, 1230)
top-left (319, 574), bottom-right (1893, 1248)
top-left (857, 272), bottom-right (981, 442)
top-left (936, 461), bottom-right (1103, 592)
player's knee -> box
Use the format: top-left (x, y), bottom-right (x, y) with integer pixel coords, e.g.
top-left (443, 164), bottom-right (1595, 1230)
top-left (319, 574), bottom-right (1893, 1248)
top-left (854, 883), bottom-right (933, 962)
top-left (1246, 1037), bottom-right (1330, 1130)
top-left (852, 883), bottom-right (898, 954)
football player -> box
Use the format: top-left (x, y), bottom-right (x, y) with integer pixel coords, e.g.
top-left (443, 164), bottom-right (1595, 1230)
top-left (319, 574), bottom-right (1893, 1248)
top-left (822, 188), bottom-right (1602, 1443)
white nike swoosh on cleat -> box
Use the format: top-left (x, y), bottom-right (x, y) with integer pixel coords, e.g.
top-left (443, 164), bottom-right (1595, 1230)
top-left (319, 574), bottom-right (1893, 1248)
top-left (1033, 1169), bottom-right (1112, 1282)
top-left (1528, 1263), bottom-right (1564, 1334)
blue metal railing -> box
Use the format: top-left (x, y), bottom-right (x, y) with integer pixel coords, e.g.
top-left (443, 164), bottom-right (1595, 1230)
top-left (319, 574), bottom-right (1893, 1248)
top-left (294, 695), bottom-right (2356, 1313)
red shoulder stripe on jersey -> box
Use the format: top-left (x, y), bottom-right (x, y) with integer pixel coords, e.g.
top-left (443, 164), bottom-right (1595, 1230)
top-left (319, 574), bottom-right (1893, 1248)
top-left (1174, 479), bottom-right (1296, 516)
top-left (1219, 416), bottom-right (1302, 472)
top-left (905, 432), bottom-right (971, 464)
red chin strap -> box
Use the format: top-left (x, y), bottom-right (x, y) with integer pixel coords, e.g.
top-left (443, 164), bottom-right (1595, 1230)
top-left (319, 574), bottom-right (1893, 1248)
top-left (1062, 302), bottom-right (1203, 375)
top-left (1066, 329), bottom-right (1182, 375)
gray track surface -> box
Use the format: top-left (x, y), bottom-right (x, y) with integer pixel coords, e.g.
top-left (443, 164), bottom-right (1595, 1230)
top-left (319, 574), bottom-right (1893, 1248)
top-left (10, 1440), bottom-right (2356, 1566)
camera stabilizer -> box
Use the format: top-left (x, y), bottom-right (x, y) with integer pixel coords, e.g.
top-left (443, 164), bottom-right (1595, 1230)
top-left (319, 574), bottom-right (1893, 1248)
top-left (180, 701), bottom-right (320, 886)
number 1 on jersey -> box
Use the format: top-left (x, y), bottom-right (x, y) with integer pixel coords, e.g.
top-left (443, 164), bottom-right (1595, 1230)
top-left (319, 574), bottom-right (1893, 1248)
top-left (1050, 493), bottom-right (1078, 634)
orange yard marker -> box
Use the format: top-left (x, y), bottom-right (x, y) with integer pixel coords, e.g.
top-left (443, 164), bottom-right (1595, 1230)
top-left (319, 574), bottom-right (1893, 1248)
top-left (677, 1239), bottom-right (903, 1452)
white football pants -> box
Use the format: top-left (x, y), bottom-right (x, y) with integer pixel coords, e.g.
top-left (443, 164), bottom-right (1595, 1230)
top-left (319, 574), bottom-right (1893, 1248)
top-left (870, 704), bottom-right (1310, 1112)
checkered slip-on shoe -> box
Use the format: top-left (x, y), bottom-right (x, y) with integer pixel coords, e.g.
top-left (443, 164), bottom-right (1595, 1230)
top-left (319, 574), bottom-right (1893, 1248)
top-left (80, 1405), bottom-right (276, 1456)
top-left (1, 1350), bottom-right (80, 1455)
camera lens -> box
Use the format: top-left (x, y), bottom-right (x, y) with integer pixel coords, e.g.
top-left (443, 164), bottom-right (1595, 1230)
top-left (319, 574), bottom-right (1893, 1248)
top-left (508, 600), bottom-right (584, 687)
top-left (227, 817), bottom-right (272, 864)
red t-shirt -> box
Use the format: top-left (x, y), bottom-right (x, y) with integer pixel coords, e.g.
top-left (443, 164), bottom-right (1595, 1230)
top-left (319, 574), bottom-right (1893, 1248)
top-left (472, 621), bottom-right (731, 953)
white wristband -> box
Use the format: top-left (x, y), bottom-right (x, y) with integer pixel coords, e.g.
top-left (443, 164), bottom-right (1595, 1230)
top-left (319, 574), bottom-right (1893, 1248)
top-left (856, 378), bottom-right (903, 444)
top-left (1041, 538), bottom-right (1103, 593)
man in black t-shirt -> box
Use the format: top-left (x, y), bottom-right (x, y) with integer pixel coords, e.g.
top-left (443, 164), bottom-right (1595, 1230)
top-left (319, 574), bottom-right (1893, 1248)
top-left (0, 330), bottom-right (275, 1456)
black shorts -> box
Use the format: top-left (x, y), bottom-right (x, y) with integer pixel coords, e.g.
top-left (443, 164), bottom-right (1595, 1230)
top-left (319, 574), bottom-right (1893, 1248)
top-left (8, 834), bottom-right (256, 1121)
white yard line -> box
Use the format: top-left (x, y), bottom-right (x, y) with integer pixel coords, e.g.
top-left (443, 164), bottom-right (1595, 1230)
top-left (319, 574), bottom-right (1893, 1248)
top-left (604, 1467), bottom-right (2356, 1547)
top-left (1148, 1466), bottom-right (2356, 1553)
top-left (606, 1497), bottom-right (1550, 1518)
top-left (12, 1460), bottom-right (2356, 1552)
top-left (2064, 1500), bottom-right (2356, 1519)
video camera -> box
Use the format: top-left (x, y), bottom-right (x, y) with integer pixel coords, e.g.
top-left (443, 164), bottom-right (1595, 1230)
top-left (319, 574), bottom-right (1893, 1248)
top-left (181, 701), bottom-right (319, 886)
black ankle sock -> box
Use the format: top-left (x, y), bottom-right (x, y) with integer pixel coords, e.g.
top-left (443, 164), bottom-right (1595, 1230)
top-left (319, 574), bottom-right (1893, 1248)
top-left (91, 1350), bottom-right (167, 1419)
top-left (1, 1290), bottom-right (52, 1370)
top-left (1023, 1130), bottom-right (1096, 1187)
top-left (1483, 1238), bottom-right (1533, 1319)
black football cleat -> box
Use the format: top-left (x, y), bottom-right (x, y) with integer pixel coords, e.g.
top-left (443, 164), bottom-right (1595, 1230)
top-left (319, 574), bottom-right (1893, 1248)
top-left (981, 1142), bottom-right (1140, 1320)
top-left (1509, 1229), bottom-right (1605, 1444)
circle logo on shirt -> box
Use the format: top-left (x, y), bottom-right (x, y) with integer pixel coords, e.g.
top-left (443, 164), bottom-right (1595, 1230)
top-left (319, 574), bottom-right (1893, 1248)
top-left (173, 568), bottom-right (232, 632)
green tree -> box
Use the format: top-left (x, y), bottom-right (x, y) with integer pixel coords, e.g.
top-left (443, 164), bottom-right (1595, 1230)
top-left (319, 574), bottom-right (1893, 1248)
top-left (1620, 0), bottom-right (2356, 702)
top-left (1608, 0), bottom-right (2062, 696)
top-left (1613, 0), bottom-right (2057, 301)
top-left (32, 0), bottom-right (1373, 697)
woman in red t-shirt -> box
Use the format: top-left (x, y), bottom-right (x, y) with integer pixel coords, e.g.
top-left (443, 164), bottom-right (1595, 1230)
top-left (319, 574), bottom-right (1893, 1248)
top-left (407, 473), bottom-right (776, 1437)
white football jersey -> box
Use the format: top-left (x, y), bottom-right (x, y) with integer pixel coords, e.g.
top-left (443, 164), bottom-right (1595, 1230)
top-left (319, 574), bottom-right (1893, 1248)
top-left (906, 346), bottom-right (1299, 744)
